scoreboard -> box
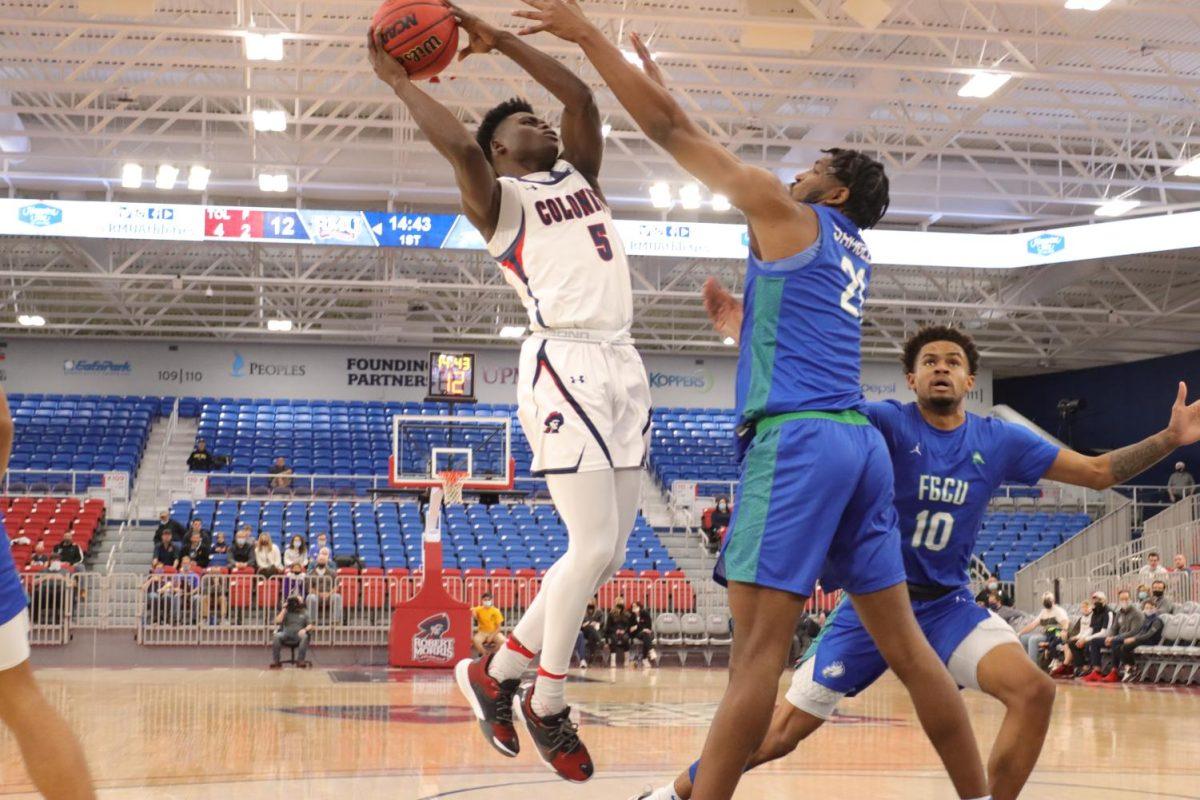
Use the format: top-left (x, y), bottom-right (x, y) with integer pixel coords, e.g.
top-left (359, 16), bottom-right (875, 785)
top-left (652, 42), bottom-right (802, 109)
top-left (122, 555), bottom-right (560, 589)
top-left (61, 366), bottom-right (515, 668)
top-left (427, 351), bottom-right (476, 402)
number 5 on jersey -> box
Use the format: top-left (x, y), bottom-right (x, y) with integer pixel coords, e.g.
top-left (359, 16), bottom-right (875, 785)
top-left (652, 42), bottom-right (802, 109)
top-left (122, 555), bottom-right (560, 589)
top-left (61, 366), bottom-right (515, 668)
top-left (588, 223), bottom-right (614, 261)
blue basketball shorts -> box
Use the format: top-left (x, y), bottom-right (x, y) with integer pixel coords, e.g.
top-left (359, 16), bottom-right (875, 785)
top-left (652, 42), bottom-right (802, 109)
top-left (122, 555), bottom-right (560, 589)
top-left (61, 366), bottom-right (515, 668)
top-left (713, 411), bottom-right (906, 598)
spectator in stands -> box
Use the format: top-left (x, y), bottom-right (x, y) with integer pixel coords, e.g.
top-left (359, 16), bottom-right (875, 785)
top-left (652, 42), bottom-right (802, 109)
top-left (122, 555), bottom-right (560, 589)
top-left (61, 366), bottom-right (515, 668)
top-left (308, 533), bottom-right (330, 563)
top-left (282, 562), bottom-right (306, 600)
top-left (975, 578), bottom-right (1012, 607)
top-left (628, 601), bottom-right (658, 668)
top-left (1090, 590), bottom-right (1144, 683)
top-left (174, 555), bottom-right (201, 623)
top-left (1112, 598), bottom-right (1165, 682)
top-left (51, 531), bottom-right (83, 571)
top-left (152, 531), bottom-right (180, 570)
top-left (28, 542), bottom-right (49, 568)
top-left (269, 457), bottom-right (294, 490)
top-left (1167, 461), bottom-right (1195, 502)
top-left (1052, 599), bottom-right (1092, 677)
top-left (577, 598), bottom-right (605, 668)
top-left (186, 439), bottom-right (215, 472)
top-left (1019, 592), bottom-right (1069, 667)
top-left (1173, 553), bottom-right (1192, 572)
top-left (1140, 550), bottom-right (1169, 578)
top-left (230, 526), bottom-right (255, 569)
top-left (153, 510), bottom-right (185, 543)
top-left (701, 497), bottom-right (732, 554)
top-left (283, 535), bottom-right (309, 570)
top-left (986, 592), bottom-right (1022, 625)
top-left (142, 568), bottom-right (181, 624)
top-left (180, 531), bottom-right (210, 569)
top-left (209, 532), bottom-right (229, 566)
top-left (200, 565), bottom-right (228, 625)
top-left (187, 518), bottom-right (211, 549)
top-left (253, 532), bottom-right (283, 577)
top-left (605, 597), bottom-right (635, 667)
top-left (306, 548), bottom-right (341, 624)
top-left (1071, 592), bottom-right (1114, 679)
top-left (270, 595), bottom-right (314, 669)
top-left (470, 592), bottom-right (505, 656)
top-left (1150, 580), bottom-right (1175, 614)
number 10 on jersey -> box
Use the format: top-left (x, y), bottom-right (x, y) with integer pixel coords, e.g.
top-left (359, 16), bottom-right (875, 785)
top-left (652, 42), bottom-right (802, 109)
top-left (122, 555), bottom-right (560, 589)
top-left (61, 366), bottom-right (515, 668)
top-left (912, 510), bottom-right (954, 552)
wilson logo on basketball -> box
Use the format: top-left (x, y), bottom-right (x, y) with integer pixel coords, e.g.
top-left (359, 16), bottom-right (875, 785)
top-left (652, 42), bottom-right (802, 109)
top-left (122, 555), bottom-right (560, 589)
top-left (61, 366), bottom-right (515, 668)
top-left (401, 35), bottom-right (444, 64)
top-left (411, 612), bottom-right (455, 663)
top-left (379, 13), bottom-right (419, 40)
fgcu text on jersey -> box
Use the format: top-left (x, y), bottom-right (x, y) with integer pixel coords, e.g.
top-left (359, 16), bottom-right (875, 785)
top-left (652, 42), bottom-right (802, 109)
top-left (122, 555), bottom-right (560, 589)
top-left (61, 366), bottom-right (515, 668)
top-left (412, 612), bottom-right (455, 663)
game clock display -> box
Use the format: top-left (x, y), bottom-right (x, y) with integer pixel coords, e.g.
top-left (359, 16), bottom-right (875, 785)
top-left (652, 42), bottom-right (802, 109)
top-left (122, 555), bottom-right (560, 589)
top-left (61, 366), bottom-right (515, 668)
top-left (427, 351), bottom-right (475, 402)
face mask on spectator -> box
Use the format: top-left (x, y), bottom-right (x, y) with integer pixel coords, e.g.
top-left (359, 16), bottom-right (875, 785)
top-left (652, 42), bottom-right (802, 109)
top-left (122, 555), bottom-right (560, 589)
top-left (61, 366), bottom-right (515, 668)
top-left (1138, 591), bottom-right (1149, 601)
top-left (1043, 598), bottom-right (1053, 609)
top-left (1144, 605), bottom-right (1157, 616)
top-left (1153, 589), bottom-right (1164, 598)
top-left (987, 581), bottom-right (998, 591)
top-left (483, 599), bottom-right (493, 607)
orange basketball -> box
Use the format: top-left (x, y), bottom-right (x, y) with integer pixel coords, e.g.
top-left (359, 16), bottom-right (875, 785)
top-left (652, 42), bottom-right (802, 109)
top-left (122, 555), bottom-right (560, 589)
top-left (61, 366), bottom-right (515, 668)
top-left (373, 0), bottom-right (459, 81)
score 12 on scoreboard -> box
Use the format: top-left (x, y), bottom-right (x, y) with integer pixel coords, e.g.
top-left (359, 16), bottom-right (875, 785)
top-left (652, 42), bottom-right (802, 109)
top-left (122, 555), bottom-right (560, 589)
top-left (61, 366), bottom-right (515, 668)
top-left (204, 207), bottom-right (308, 242)
top-left (427, 351), bottom-right (476, 402)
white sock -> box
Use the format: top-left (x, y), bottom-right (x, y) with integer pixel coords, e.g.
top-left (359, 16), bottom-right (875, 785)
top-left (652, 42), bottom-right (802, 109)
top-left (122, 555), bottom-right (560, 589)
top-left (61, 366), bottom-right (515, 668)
top-left (531, 666), bottom-right (568, 717)
top-left (649, 786), bottom-right (681, 800)
top-left (487, 635), bottom-right (535, 683)
top-left (964, 796), bottom-right (992, 800)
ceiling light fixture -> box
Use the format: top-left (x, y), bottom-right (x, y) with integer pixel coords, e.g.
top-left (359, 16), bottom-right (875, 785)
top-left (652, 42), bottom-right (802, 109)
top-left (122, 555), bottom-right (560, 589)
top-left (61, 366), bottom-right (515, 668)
top-left (258, 172), bottom-right (288, 192)
top-left (252, 108), bottom-right (287, 132)
top-left (957, 71), bottom-right (1013, 98)
top-left (712, 194), bottom-right (732, 212)
top-left (649, 181), bottom-right (673, 209)
top-left (601, 123), bottom-right (612, 139)
top-left (1175, 156), bottom-right (1200, 178)
top-left (187, 165), bottom-right (211, 191)
top-left (1095, 197), bottom-right (1141, 217)
top-left (120, 162), bottom-right (143, 189)
top-left (499, 325), bottom-right (526, 339)
top-left (17, 314), bottom-right (45, 327)
top-left (244, 32), bottom-right (285, 61)
top-left (1064, 0), bottom-right (1111, 10)
top-left (154, 163), bottom-right (179, 190)
top-left (679, 183), bottom-right (702, 210)
top-left (266, 318), bottom-right (293, 332)
top-left (722, 336), bottom-right (736, 346)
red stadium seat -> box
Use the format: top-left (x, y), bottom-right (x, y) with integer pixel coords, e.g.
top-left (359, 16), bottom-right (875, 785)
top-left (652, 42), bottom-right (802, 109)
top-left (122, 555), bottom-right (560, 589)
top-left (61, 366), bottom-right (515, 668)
top-left (257, 578), bottom-right (280, 609)
top-left (361, 568), bottom-right (388, 610)
top-left (338, 570), bottom-right (361, 611)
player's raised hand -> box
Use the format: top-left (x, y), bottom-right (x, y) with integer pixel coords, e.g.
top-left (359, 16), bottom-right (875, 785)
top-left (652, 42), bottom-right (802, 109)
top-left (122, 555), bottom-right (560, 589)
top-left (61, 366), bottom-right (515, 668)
top-left (1166, 381), bottom-right (1200, 447)
top-left (703, 277), bottom-right (743, 344)
top-left (367, 27), bottom-right (411, 89)
top-left (449, 3), bottom-right (504, 61)
top-left (629, 32), bottom-right (665, 87)
top-left (512, 0), bottom-right (596, 42)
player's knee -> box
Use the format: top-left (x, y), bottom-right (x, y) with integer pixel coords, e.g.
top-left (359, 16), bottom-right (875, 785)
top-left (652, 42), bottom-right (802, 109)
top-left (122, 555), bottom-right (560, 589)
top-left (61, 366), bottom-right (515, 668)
top-left (1012, 669), bottom-right (1056, 716)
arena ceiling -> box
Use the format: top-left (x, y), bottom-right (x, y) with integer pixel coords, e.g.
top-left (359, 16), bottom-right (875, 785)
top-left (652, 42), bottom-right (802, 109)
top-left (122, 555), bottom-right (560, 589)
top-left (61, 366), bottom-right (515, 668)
top-left (1, 0), bottom-right (1199, 375)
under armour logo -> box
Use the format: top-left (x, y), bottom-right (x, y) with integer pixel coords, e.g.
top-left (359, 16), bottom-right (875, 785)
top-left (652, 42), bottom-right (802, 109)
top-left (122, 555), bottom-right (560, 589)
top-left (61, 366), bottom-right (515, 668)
top-left (910, 443), bottom-right (923, 456)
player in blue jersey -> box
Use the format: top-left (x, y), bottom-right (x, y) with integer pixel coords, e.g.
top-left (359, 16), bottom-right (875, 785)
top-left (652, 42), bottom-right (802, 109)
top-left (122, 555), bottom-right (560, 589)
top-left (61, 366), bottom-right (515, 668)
top-left (517, 5), bottom-right (990, 799)
top-left (635, 325), bottom-right (1200, 800)
top-left (0, 387), bottom-right (96, 799)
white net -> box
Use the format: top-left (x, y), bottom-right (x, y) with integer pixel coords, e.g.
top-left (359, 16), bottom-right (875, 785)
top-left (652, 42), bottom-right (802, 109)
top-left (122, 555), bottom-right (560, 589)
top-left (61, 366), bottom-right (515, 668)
top-left (438, 470), bottom-right (468, 506)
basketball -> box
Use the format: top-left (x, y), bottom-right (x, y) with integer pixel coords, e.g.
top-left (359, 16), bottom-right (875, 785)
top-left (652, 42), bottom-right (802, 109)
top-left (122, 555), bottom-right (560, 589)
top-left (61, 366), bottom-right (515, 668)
top-left (372, 0), bottom-right (459, 80)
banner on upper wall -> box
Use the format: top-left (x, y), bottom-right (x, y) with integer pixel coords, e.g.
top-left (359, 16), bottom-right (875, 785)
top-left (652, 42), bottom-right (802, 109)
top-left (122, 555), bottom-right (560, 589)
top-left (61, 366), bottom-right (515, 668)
top-left (0, 339), bottom-right (992, 413)
top-left (3, 196), bottom-right (1200, 269)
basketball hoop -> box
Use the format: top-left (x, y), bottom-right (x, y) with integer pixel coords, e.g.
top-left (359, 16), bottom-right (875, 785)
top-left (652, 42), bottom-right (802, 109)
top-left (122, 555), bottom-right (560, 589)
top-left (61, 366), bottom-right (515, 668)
top-left (437, 470), bottom-right (468, 506)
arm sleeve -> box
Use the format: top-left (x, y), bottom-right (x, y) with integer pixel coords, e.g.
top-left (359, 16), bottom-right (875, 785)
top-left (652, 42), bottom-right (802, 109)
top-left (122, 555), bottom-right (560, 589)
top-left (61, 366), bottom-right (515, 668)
top-left (863, 401), bottom-right (904, 436)
top-left (1000, 422), bottom-right (1062, 485)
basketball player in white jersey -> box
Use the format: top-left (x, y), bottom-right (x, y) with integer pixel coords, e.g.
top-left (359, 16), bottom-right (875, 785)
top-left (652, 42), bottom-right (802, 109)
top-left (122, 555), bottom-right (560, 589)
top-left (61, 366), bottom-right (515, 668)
top-left (370, 6), bottom-right (650, 782)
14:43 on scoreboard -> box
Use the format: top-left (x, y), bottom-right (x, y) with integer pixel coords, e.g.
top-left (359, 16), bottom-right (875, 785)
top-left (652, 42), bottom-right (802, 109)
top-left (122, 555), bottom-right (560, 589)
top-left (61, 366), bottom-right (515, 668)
top-left (427, 351), bottom-right (475, 402)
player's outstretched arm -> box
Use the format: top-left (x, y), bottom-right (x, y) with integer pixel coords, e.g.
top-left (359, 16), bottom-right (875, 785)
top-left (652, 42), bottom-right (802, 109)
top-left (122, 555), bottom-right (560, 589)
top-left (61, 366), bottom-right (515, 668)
top-left (513, 0), bottom-right (796, 225)
top-left (367, 29), bottom-right (500, 238)
top-left (452, 4), bottom-right (603, 185)
top-left (1044, 381), bottom-right (1200, 490)
top-left (0, 386), bottom-right (12, 480)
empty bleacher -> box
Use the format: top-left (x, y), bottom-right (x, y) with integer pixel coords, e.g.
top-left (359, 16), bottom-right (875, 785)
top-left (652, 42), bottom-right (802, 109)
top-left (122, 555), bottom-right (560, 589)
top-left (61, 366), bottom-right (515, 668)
top-left (975, 510), bottom-right (1092, 581)
top-left (7, 395), bottom-right (158, 491)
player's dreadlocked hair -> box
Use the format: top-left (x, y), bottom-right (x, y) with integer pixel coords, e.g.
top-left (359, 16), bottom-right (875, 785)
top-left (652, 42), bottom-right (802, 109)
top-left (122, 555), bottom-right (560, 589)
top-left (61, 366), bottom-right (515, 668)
top-left (475, 97), bottom-right (535, 164)
top-left (901, 325), bottom-right (981, 375)
top-left (822, 148), bottom-right (890, 230)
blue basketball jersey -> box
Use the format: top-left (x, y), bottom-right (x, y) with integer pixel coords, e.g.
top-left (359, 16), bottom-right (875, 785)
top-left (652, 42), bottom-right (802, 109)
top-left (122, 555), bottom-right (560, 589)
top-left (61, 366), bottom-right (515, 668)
top-left (864, 401), bottom-right (1060, 588)
top-left (0, 513), bottom-right (29, 626)
top-left (735, 205), bottom-right (871, 427)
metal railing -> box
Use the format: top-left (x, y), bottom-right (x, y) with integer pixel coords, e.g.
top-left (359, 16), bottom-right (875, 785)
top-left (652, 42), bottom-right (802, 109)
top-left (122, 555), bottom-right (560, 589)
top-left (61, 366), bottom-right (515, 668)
top-left (103, 521), bottom-right (129, 576)
top-left (140, 398), bottom-right (180, 518)
top-left (21, 573), bottom-right (74, 645)
top-left (2, 470), bottom-right (112, 496)
top-left (1015, 502), bottom-right (1134, 610)
top-left (1143, 493), bottom-right (1200, 534)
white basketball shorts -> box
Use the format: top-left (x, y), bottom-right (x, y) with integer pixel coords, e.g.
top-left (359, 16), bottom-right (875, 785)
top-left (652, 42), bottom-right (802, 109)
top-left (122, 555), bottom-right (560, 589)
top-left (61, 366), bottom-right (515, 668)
top-left (0, 610), bottom-right (31, 672)
top-left (517, 332), bottom-right (652, 476)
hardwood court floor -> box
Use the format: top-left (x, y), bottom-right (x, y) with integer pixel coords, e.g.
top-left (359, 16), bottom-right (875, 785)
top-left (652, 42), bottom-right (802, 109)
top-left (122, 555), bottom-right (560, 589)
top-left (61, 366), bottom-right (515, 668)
top-left (2, 664), bottom-right (1198, 799)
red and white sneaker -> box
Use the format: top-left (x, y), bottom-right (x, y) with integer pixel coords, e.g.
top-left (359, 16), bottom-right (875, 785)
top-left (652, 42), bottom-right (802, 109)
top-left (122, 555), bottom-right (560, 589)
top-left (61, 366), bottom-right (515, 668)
top-left (454, 653), bottom-right (521, 757)
top-left (514, 683), bottom-right (594, 783)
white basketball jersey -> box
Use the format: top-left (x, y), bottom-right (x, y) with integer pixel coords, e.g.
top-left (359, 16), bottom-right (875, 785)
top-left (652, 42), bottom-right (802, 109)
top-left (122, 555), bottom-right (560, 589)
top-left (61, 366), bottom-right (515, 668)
top-left (485, 160), bottom-right (633, 334)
